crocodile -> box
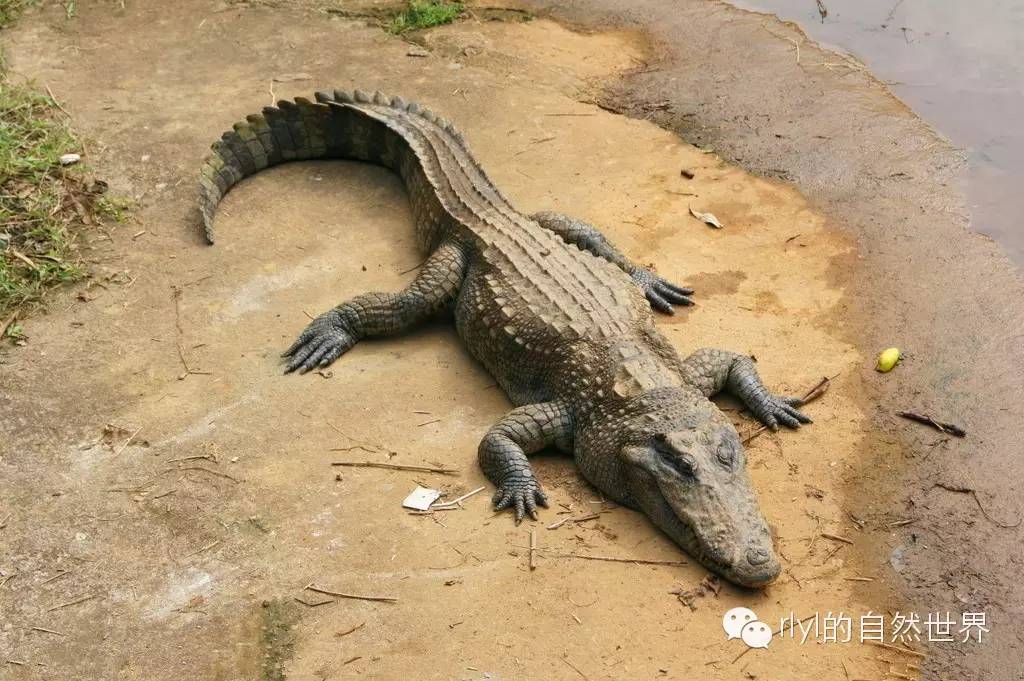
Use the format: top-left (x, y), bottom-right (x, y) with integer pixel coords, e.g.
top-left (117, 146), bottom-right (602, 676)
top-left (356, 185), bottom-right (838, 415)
top-left (197, 89), bottom-right (811, 588)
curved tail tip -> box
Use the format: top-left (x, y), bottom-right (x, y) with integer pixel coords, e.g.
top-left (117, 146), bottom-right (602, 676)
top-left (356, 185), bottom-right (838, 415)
top-left (199, 206), bottom-right (216, 245)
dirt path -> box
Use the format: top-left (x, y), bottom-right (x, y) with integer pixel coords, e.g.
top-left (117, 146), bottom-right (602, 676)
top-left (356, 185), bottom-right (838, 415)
top-left (2, 2), bottom-right (921, 680)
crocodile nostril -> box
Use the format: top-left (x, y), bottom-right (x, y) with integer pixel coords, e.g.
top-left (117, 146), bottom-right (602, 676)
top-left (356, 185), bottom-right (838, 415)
top-left (746, 547), bottom-right (771, 565)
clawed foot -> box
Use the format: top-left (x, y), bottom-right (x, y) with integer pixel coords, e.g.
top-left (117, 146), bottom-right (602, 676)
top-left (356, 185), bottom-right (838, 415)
top-left (631, 267), bottom-right (694, 314)
top-left (282, 309), bottom-right (357, 374)
top-left (493, 475), bottom-right (549, 523)
top-left (752, 395), bottom-right (812, 431)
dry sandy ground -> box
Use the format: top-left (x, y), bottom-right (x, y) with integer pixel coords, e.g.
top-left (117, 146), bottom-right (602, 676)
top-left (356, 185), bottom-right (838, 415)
top-left (0, 2), bottom-right (947, 680)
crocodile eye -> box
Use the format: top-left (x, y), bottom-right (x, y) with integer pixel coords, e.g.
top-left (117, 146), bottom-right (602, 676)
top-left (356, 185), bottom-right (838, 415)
top-left (661, 451), bottom-right (696, 480)
top-left (716, 444), bottom-right (734, 469)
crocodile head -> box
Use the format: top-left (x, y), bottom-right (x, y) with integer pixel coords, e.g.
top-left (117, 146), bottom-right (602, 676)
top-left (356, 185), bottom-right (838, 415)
top-left (613, 398), bottom-right (780, 588)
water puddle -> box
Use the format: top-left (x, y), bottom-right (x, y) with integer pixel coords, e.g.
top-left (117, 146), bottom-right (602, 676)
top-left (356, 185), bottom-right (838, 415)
top-left (732, 0), bottom-right (1024, 265)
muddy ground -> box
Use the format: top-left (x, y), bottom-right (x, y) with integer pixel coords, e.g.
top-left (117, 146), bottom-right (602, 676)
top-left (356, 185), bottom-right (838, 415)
top-left (0, 1), bottom-right (1020, 680)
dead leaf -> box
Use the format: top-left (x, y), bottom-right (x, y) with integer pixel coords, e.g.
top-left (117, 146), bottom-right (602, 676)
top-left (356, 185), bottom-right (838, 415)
top-left (689, 205), bottom-right (723, 229)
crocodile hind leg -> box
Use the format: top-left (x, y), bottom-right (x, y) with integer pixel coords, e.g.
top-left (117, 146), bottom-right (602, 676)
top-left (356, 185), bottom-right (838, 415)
top-left (479, 401), bottom-right (574, 522)
top-left (283, 240), bottom-right (468, 373)
top-left (530, 211), bottom-right (694, 313)
top-left (680, 348), bottom-right (812, 430)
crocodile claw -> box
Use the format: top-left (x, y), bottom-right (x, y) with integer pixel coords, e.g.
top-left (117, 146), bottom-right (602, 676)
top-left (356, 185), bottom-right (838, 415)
top-left (282, 309), bottom-right (357, 374)
top-left (752, 395), bottom-right (812, 431)
top-left (493, 476), bottom-right (549, 523)
top-left (631, 267), bottom-right (694, 314)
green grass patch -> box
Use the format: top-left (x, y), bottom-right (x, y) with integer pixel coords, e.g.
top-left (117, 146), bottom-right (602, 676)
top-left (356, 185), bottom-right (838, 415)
top-left (0, 66), bottom-right (104, 318)
top-left (388, 0), bottom-right (463, 34)
top-left (0, 1), bottom-right (35, 29)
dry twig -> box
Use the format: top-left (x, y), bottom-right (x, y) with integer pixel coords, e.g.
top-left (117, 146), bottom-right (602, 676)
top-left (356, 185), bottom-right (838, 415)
top-left (932, 483), bottom-right (1021, 529)
top-left (330, 461), bottom-right (457, 475)
top-left (182, 540), bottom-right (221, 559)
top-left (305, 584), bottom-right (397, 603)
top-left (30, 626), bottom-right (66, 636)
top-left (112, 427), bottom-right (143, 458)
top-left (897, 411), bottom-right (966, 437)
top-left (167, 466), bottom-right (240, 483)
top-left (430, 486), bottom-right (485, 509)
top-left (542, 551), bottom-right (686, 567)
top-left (820, 533), bottom-right (854, 545)
top-left (47, 594), bottom-right (95, 611)
top-left (0, 313), bottom-right (17, 339)
top-left (335, 622), bottom-right (366, 638)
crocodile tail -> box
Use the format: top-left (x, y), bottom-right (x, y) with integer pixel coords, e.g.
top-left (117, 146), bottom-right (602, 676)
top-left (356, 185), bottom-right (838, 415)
top-left (198, 89), bottom-right (395, 244)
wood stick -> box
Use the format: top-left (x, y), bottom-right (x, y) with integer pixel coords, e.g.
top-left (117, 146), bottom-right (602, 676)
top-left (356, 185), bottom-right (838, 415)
top-left (551, 551), bottom-right (686, 567)
top-left (112, 427), bottom-right (143, 458)
top-left (30, 627), bottom-right (66, 636)
top-left (294, 596), bottom-right (334, 607)
top-left (304, 584), bottom-right (397, 603)
top-left (39, 570), bottom-right (71, 585)
top-left (44, 83), bottom-right (72, 117)
top-left (897, 411), bottom-right (966, 437)
top-left (430, 486), bottom-right (485, 509)
top-left (546, 517), bottom-right (572, 530)
top-left (529, 530), bottom-right (538, 571)
top-left (821, 532), bottom-right (854, 545)
top-left (932, 483), bottom-right (1021, 529)
top-left (167, 466), bottom-right (240, 483)
top-left (47, 594), bottom-right (95, 611)
top-left (335, 622), bottom-right (366, 638)
top-left (547, 512), bottom-right (602, 530)
top-left (182, 540), bottom-right (220, 559)
top-left (560, 655), bottom-right (589, 679)
top-left (166, 454), bottom-right (216, 464)
top-left (330, 461), bottom-right (458, 475)
top-left (0, 313), bottom-right (16, 339)
top-left (10, 249), bottom-right (38, 270)
top-left (866, 640), bottom-right (926, 658)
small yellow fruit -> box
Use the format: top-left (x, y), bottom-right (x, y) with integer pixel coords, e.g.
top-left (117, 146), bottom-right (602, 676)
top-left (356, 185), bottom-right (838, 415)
top-left (876, 347), bottom-right (900, 372)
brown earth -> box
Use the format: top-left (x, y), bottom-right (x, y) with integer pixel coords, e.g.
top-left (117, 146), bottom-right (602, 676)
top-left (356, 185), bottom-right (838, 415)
top-left (0, 1), bottom-right (1016, 680)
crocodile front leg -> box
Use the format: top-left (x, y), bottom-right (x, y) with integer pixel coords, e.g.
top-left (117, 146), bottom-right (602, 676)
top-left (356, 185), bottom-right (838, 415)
top-left (680, 348), bottom-right (811, 430)
top-left (530, 211), bottom-right (694, 313)
top-left (283, 240), bottom-right (468, 373)
top-left (479, 401), bottom-right (573, 522)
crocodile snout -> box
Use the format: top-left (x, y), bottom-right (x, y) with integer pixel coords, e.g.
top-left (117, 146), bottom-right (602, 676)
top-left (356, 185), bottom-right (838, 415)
top-left (729, 544), bottom-right (781, 588)
top-left (746, 547), bottom-right (771, 566)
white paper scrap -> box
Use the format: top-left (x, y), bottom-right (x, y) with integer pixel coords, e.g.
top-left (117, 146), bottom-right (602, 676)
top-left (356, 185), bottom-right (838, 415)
top-left (402, 486), bottom-right (442, 511)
